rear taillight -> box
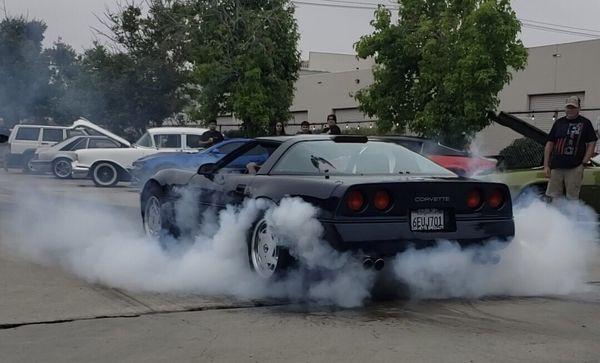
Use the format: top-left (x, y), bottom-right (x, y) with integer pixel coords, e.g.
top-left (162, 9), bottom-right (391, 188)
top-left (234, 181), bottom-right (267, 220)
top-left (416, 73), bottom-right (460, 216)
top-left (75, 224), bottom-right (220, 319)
top-left (373, 190), bottom-right (391, 211)
top-left (488, 188), bottom-right (505, 209)
top-left (347, 190), bottom-right (365, 212)
top-left (466, 189), bottom-right (483, 209)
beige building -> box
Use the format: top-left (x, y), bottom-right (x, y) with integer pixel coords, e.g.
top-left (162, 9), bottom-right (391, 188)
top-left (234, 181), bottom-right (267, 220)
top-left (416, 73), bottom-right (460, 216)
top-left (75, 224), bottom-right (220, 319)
top-left (218, 42), bottom-right (600, 143)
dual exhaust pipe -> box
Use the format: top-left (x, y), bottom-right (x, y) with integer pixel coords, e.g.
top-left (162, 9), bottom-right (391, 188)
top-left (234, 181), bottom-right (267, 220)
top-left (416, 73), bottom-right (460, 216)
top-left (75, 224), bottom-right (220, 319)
top-left (362, 257), bottom-right (385, 271)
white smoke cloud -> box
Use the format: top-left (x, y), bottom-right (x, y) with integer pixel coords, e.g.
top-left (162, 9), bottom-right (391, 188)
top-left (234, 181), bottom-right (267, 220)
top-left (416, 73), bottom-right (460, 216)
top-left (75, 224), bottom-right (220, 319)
top-left (1, 188), bottom-right (375, 307)
top-left (393, 199), bottom-right (599, 298)
top-left (2, 181), bottom-right (597, 307)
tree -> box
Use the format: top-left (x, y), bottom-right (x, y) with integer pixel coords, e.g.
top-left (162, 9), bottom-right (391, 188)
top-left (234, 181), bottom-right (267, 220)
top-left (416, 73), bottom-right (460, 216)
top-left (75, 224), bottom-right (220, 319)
top-left (187, 0), bottom-right (300, 136)
top-left (42, 41), bottom-right (82, 123)
top-left (0, 16), bottom-right (51, 126)
top-left (73, 1), bottom-right (194, 134)
top-left (355, 0), bottom-right (527, 147)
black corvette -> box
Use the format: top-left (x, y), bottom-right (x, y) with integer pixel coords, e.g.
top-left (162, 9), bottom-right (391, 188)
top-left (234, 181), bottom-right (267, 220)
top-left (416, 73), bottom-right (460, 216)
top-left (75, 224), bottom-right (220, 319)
top-left (140, 135), bottom-right (514, 279)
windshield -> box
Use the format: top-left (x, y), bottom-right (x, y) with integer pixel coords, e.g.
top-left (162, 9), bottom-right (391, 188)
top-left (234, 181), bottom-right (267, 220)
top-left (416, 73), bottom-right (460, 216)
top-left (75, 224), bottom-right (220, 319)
top-left (271, 140), bottom-right (456, 176)
top-left (135, 132), bottom-right (153, 148)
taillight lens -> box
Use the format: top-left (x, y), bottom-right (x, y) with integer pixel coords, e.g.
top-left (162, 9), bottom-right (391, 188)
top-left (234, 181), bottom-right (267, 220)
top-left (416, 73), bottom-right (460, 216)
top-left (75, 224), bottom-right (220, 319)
top-left (488, 188), bottom-right (505, 209)
top-left (466, 189), bottom-right (482, 209)
top-left (373, 190), bottom-right (391, 211)
top-left (347, 190), bottom-right (365, 212)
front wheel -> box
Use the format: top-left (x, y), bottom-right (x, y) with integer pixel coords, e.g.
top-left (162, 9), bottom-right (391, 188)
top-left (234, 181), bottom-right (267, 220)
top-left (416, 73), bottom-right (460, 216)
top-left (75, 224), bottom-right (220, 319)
top-left (248, 217), bottom-right (292, 280)
top-left (52, 158), bottom-right (72, 179)
top-left (92, 162), bottom-right (120, 187)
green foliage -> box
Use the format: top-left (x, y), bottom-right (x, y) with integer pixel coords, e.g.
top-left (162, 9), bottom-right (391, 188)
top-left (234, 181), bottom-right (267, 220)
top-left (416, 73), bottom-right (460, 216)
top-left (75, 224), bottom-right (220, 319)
top-left (187, 0), bottom-right (300, 136)
top-left (0, 16), bottom-right (50, 126)
top-left (498, 137), bottom-right (544, 169)
top-left (355, 0), bottom-right (527, 148)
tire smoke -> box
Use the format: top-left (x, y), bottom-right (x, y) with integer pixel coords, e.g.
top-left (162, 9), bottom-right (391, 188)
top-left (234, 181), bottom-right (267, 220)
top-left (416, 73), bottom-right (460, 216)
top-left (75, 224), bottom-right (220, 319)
top-left (2, 183), bottom-right (597, 307)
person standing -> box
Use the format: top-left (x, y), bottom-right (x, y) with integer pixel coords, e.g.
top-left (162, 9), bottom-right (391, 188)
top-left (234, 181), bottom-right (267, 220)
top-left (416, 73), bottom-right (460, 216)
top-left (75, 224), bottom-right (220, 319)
top-left (544, 96), bottom-right (597, 200)
top-left (322, 114), bottom-right (341, 135)
top-left (274, 121), bottom-right (287, 136)
top-left (198, 121), bottom-right (224, 148)
top-left (296, 121), bottom-right (312, 134)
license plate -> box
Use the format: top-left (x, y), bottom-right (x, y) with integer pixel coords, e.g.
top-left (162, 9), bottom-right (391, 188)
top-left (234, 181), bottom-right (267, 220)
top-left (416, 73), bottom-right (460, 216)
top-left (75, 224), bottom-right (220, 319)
top-left (410, 209), bottom-right (445, 231)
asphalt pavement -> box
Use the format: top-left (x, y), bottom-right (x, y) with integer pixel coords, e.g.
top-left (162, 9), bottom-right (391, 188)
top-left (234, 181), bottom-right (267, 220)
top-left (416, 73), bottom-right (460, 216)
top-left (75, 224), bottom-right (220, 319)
top-left (0, 170), bottom-right (599, 362)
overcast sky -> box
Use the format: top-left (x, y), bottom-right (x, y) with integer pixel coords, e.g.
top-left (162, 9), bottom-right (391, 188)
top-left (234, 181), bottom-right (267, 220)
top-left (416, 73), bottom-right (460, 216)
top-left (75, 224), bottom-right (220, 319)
top-left (4, 0), bottom-right (600, 56)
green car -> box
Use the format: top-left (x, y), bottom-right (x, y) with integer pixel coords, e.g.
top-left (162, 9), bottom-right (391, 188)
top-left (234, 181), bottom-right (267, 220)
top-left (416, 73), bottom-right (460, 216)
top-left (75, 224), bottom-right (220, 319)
top-left (476, 112), bottom-right (600, 212)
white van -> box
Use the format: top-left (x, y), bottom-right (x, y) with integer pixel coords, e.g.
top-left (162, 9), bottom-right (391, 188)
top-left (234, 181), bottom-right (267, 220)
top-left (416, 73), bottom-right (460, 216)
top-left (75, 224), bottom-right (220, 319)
top-left (5, 119), bottom-right (111, 172)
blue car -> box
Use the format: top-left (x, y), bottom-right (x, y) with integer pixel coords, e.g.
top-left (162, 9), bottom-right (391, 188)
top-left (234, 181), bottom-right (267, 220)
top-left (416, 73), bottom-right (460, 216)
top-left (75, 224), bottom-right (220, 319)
top-left (130, 138), bottom-right (265, 187)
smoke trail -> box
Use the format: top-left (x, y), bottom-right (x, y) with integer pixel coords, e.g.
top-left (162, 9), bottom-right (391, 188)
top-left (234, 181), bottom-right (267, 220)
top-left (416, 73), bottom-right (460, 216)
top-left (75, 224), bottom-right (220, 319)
top-left (392, 198), bottom-right (599, 298)
top-left (2, 178), bottom-right (597, 306)
top-left (1, 186), bottom-right (375, 307)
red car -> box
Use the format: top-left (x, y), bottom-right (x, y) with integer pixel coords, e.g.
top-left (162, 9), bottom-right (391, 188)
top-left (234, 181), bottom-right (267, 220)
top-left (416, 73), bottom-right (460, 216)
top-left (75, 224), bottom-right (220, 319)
top-left (374, 136), bottom-right (496, 176)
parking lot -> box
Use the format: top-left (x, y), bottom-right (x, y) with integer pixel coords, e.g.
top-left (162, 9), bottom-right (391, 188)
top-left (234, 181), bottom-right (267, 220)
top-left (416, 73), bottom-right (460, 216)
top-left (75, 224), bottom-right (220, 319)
top-left (1, 169), bottom-right (600, 362)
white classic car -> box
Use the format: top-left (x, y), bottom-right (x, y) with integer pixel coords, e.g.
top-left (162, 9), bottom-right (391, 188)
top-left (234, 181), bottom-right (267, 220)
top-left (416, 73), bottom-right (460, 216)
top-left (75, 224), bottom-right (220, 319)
top-left (30, 119), bottom-right (130, 178)
top-left (72, 127), bottom-right (208, 187)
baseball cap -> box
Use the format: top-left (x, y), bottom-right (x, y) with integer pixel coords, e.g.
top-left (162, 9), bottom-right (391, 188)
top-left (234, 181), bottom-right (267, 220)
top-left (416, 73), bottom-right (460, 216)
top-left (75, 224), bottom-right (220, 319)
top-left (565, 96), bottom-right (580, 108)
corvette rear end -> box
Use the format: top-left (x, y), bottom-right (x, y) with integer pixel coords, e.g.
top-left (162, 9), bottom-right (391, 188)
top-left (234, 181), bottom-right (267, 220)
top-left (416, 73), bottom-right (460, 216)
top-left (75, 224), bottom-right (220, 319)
top-left (319, 178), bottom-right (514, 256)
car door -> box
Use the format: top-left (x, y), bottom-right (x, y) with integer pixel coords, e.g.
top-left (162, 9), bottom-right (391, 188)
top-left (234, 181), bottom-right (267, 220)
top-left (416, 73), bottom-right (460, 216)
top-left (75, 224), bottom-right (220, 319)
top-left (10, 126), bottom-right (42, 155)
top-left (187, 142), bottom-right (273, 210)
top-left (580, 167), bottom-right (600, 212)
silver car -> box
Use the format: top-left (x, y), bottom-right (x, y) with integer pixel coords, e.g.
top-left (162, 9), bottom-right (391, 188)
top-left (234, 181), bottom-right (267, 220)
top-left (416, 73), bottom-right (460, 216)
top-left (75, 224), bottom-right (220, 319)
top-left (30, 136), bottom-right (127, 179)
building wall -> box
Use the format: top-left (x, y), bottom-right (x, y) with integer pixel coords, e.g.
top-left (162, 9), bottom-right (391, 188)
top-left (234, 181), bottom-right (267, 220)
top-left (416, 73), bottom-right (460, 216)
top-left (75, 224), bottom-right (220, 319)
top-left (216, 41), bottom-right (600, 148)
top-left (478, 39), bottom-right (600, 154)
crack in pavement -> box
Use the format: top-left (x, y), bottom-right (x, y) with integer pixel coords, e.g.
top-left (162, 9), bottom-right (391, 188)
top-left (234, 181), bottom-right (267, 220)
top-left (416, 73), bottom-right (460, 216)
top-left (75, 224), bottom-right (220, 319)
top-left (0, 301), bottom-right (289, 331)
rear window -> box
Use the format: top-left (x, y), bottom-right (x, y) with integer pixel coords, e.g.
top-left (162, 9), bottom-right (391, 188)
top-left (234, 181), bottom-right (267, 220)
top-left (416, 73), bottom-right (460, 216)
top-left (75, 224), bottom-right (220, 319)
top-left (60, 138), bottom-right (83, 151)
top-left (67, 129), bottom-right (85, 138)
top-left (42, 128), bottom-right (64, 142)
top-left (154, 134), bottom-right (181, 148)
top-left (70, 138), bottom-right (88, 150)
top-left (88, 138), bottom-right (119, 148)
top-left (15, 127), bottom-right (40, 141)
top-left (186, 134), bottom-right (203, 148)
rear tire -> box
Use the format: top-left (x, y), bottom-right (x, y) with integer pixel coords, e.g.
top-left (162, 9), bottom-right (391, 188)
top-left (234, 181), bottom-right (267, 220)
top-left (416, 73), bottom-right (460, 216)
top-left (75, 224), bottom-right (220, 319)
top-left (52, 158), bottom-right (72, 179)
top-left (248, 215), bottom-right (292, 280)
top-left (92, 162), bottom-right (120, 187)
top-left (142, 187), bottom-right (180, 246)
top-left (22, 153), bottom-right (36, 174)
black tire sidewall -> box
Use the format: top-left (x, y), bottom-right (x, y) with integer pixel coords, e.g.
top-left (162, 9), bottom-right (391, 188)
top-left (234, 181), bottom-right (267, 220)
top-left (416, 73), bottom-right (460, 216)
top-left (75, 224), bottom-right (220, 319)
top-left (52, 158), bottom-right (72, 179)
top-left (93, 163), bottom-right (119, 187)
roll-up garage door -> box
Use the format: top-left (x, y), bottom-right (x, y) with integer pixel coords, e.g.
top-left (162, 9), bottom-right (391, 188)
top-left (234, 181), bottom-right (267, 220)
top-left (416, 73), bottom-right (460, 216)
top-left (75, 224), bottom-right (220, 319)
top-left (529, 93), bottom-right (585, 131)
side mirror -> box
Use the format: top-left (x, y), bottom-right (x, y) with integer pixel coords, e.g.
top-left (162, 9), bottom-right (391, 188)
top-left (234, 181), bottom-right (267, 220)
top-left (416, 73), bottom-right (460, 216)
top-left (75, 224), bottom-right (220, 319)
top-left (210, 148), bottom-right (220, 154)
top-left (197, 162), bottom-right (216, 178)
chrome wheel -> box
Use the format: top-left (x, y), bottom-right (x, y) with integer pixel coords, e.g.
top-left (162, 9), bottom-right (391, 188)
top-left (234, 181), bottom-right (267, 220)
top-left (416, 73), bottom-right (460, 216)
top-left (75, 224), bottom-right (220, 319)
top-left (93, 163), bottom-right (118, 186)
top-left (250, 219), bottom-right (280, 279)
top-left (144, 196), bottom-right (162, 238)
top-left (53, 159), bottom-right (72, 179)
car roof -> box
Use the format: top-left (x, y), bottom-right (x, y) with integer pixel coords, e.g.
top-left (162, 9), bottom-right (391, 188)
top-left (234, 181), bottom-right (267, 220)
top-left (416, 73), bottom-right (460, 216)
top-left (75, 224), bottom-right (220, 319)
top-left (147, 127), bottom-right (209, 135)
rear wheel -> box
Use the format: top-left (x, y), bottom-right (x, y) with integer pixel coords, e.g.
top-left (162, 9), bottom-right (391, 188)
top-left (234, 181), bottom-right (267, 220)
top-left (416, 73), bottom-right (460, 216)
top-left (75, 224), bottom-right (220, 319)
top-left (248, 216), bottom-right (292, 280)
top-left (22, 153), bottom-right (36, 173)
top-left (52, 158), bottom-right (72, 179)
top-left (92, 162), bottom-right (120, 187)
top-left (142, 188), bottom-right (180, 245)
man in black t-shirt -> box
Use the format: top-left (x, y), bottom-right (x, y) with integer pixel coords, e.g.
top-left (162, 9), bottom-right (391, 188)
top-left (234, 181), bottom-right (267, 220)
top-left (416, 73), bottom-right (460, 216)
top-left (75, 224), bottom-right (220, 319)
top-left (198, 121), bottom-right (224, 148)
top-left (544, 96), bottom-right (597, 200)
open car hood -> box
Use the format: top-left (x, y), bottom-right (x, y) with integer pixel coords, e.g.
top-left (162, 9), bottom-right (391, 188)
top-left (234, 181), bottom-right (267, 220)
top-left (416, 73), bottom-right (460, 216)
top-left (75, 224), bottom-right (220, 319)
top-left (493, 112), bottom-right (548, 146)
top-left (72, 118), bottom-right (131, 147)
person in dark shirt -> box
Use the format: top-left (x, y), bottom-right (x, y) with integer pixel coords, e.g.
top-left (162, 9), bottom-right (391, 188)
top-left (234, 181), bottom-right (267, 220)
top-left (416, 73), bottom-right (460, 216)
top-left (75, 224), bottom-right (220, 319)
top-left (198, 121), bottom-right (224, 148)
top-left (274, 121), bottom-right (287, 136)
top-left (544, 96), bottom-right (597, 200)
top-left (296, 121), bottom-right (312, 134)
top-left (322, 114), bottom-right (341, 135)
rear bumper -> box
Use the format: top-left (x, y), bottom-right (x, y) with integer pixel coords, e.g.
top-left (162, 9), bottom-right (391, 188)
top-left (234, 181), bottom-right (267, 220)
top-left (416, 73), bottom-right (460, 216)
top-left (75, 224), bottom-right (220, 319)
top-left (71, 163), bottom-right (90, 179)
top-left (321, 218), bottom-right (514, 256)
